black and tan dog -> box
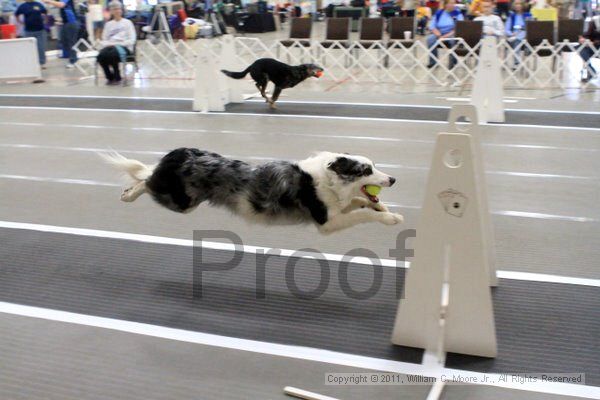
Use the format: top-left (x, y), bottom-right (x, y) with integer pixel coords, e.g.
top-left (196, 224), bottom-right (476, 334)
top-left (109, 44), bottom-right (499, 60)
top-left (221, 58), bottom-right (323, 108)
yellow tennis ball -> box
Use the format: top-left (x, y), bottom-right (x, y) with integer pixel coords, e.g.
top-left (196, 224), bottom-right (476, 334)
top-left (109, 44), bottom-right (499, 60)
top-left (365, 185), bottom-right (381, 196)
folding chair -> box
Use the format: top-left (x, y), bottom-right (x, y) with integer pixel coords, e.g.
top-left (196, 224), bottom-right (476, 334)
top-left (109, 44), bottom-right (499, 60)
top-left (525, 20), bottom-right (556, 71)
top-left (319, 17), bottom-right (352, 66)
top-left (385, 17), bottom-right (416, 67)
top-left (354, 17), bottom-right (384, 57)
top-left (277, 17), bottom-right (312, 61)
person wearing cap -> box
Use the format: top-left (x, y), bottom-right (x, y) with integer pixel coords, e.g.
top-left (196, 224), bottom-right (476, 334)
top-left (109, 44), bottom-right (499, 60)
top-left (96, 1), bottom-right (136, 84)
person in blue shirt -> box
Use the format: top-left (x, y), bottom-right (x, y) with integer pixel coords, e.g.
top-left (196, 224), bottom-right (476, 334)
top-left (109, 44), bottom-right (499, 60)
top-left (15, 0), bottom-right (48, 67)
top-left (505, 0), bottom-right (532, 69)
top-left (44, 0), bottom-right (80, 68)
top-left (426, 0), bottom-right (464, 69)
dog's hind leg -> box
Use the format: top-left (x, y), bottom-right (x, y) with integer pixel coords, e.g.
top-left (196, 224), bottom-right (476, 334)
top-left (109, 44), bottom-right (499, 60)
top-left (252, 72), bottom-right (269, 101)
top-left (255, 83), bottom-right (268, 100)
top-left (121, 181), bottom-right (147, 202)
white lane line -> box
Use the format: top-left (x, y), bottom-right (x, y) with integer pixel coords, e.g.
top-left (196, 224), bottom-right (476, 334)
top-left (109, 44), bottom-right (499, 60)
top-left (495, 210), bottom-right (597, 223)
top-left (0, 121), bottom-right (211, 134)
top-left (2, 220), bottom-right (600, 288)
top-left (0, 173), bottom-right (596, 222)
top-left (245, 99), bottom-right (451, 109)
top-left (495, 270), bottom-right (600, 287)
top-left (1, 105), bottom-right (599, 132)
top-left (0, 93), bottom-right (192, 101)
top-left (0, 174), bottom-right (120, 187)
top-left (2, 121), bottom-right (599, 154)
top-left (0, 220), bottom-right (401, 268)
top-left (0, 105), bottom-right (195, 115)
top-left (1, 143), bottom-right (596, 182)
top-left (438, 97), bottom-right (519, 103)
top-left (208, 111), bottom-right (600, 132)
top-left (4, 94), bottom-right (598, 115)
top-left (510, 108), bottom-right (600, 115)
top-left (1, 303), bottom-right (597, 399)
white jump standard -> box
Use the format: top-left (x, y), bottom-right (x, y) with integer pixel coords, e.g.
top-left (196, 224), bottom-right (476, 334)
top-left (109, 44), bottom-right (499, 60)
top-left (193, 35), bottom-right (245, 112)
top-left (392, 105), bottom-right (498, 364)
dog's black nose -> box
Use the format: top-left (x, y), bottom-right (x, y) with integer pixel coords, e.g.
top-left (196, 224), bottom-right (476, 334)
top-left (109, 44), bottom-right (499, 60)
top-left (389, 177), bottom-right (396, 186)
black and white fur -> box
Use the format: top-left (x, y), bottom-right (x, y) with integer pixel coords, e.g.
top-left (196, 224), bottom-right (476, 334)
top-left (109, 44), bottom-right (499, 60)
top-left (103, 149), bottom-right (403, 234)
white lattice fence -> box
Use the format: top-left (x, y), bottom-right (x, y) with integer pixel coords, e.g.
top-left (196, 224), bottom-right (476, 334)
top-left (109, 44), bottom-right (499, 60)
top-left (96, 35), bottom-right (600, 88)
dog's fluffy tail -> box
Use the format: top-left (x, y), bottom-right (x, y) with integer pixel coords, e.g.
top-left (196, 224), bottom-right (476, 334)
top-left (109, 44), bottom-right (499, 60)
top-left (100, 151), bottom-right (154, 182)
top-left (221, 68), bottom-right (250, 79)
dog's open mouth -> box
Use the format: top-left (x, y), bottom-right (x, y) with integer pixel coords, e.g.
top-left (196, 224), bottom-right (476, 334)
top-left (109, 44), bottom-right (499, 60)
top-left (361, 185), bottom-right (380, 203)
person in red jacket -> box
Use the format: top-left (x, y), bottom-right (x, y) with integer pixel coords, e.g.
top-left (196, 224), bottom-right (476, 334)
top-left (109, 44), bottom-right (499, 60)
top-left (579, 18), bottom-right (600, 82)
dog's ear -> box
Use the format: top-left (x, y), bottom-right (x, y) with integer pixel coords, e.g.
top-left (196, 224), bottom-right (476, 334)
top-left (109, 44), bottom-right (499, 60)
top-left (327, 156), bottom-right (349, 172)
top-left (328, 157), bottom-right (373, 180)
top-left (328, 156), bottom-right (358, 175)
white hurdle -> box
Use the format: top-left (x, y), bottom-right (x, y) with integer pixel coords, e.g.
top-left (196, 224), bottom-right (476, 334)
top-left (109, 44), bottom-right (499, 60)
top-left (193, 35), bottom-right (244, 112)
top-left (448, 105), bottom-right (497, 287)
top-left (219, 35), bottom-right (245, 104)
top-left (0, 38), bottom-right (42, 81)
top-left (391, 104), bottom-right (497, 361)
top-left (471, 37), bottom-right (505, 123)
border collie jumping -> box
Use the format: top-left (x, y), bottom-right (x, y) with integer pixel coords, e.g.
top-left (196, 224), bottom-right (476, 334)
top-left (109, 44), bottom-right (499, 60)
top-left (221, 58), bottom-right (323, 109)
top-left (103, 149), bottom-right (403, 234)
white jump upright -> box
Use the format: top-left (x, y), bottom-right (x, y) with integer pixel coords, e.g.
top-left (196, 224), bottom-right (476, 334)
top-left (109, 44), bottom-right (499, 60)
top-left (391, 105), bottom-right (497, 359)
top-left (219, 35), bottom-right (245, 104)
top-left (193, 53), bottom-right (228, 112)
top-left (448, 105), bottom-right (497, 287)
top-left (471, 37), bottom-right (504, 123)
top-left (193, 35), bottom-right (244, 112)
top-left (0, 38), bottom-right (41, 81)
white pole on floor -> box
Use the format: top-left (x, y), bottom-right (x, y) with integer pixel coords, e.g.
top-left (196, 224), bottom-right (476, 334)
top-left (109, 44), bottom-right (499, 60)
top-left (471, 37), bottom-right (505, 123)
top-left (391, 114), bottom-right (497, 358)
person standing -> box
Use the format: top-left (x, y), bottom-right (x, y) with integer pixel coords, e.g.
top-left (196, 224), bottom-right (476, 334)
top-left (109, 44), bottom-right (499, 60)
top-left (97, 1), bottom-right (136, 84)
top-left (44, 0), bottom-right (79, 68)
top-left (15, 0), bottom-right (48, 68)
top-left (578, 16), bottom-right (599, 82)
top-left (474, 0), bottom-right (504, 37)
top-left (427, 0), bottom-right (464, 68)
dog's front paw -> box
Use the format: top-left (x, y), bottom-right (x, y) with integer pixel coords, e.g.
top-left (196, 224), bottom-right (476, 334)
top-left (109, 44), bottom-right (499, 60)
top-left (370, 202), bottom-right (390, 212)
top-left (379, 212), bottom-right (404, 225)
